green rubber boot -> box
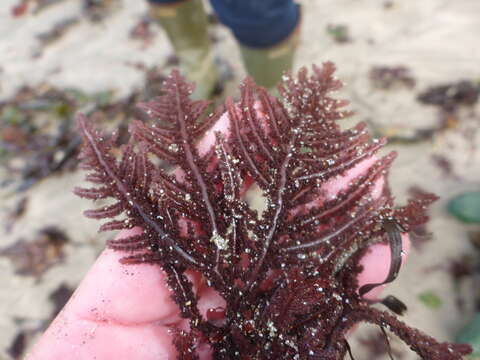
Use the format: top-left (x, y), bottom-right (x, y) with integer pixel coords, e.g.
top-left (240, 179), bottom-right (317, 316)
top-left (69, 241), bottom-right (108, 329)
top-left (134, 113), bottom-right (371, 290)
top-left (150, 0), bottom-right (218, 99)
top-left (239, 24), bottom-right (300, 92)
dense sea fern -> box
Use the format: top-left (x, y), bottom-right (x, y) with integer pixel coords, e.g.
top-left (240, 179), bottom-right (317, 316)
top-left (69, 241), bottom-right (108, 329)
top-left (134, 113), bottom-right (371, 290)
top-left (74, 63), bottom-right (471, 359)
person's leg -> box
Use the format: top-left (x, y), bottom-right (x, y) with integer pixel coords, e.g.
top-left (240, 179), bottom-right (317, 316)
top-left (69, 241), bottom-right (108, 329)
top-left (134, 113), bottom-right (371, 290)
top-left (148, 0), bottom-right (218, 99)
top-left (210, 0), bottom-right (301, 90)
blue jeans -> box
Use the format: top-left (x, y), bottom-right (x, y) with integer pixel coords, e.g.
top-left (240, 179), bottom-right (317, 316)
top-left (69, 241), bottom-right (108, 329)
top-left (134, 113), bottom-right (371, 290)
top-left (147, 0), bottom-right (300, 48)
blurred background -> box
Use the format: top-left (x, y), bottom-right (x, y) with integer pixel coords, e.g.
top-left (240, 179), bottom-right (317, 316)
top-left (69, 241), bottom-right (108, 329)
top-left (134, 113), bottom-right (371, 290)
top-left (1, 0), bottom-right (480, 359)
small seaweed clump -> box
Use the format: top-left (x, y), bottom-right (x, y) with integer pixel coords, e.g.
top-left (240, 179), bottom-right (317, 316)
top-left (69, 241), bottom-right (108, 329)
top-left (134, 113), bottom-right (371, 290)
top-left (75, 63), bottom-right (471, 359)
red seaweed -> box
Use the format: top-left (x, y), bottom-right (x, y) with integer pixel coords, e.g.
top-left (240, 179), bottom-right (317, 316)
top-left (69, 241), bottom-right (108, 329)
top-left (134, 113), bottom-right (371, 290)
top-left (75, 63), bottom-right (471, 359)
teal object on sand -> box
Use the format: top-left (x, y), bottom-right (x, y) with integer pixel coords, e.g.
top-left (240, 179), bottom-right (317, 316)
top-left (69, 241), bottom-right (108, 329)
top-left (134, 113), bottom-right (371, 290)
top-left (447, 191), bottom-right (480, 224)
top-left (456, 312), bottom-right (480, 358)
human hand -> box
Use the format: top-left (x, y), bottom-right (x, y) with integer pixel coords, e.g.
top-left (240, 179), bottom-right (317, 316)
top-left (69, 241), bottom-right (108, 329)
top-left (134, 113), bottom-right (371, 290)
top-left (27, 227), bottom-right (408, 360)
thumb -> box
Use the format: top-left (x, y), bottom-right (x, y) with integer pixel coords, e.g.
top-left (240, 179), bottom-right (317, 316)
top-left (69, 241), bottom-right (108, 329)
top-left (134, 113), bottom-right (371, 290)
top-left (26, 228), bottom-right (182, 360)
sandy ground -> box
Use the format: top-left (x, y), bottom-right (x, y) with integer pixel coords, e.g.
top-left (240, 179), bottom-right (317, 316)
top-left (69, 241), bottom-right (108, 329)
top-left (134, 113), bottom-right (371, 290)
top-left (1, 0), bottom-right (480, 359)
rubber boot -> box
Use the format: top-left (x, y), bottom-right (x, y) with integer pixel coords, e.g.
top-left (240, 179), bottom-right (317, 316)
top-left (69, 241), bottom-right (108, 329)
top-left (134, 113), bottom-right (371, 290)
top-left (239, 22), bottom-right (300, 92)
top-left (149, 0), bottom-right (218, 99)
